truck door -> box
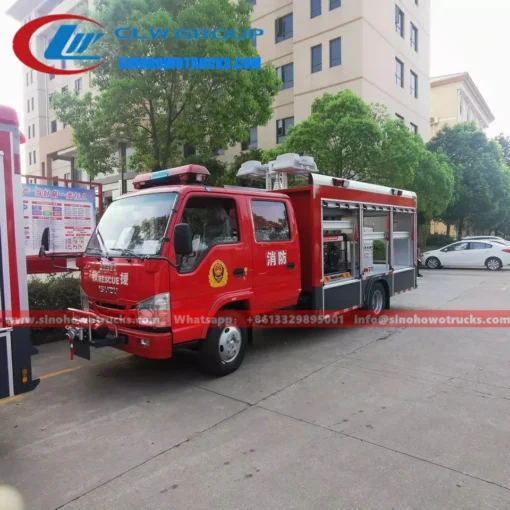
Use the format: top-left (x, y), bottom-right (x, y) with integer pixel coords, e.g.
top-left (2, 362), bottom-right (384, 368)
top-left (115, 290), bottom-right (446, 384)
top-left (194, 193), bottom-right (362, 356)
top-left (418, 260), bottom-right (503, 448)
top-left (171, 194), bottom-right (253, 342)
top-left (249, 198), bottom-right (301, 310)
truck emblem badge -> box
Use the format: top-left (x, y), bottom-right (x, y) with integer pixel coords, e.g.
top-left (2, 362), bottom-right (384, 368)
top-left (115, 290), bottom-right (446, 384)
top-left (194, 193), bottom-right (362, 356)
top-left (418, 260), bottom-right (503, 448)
top-left (209, 260), bottom-right (228, 288)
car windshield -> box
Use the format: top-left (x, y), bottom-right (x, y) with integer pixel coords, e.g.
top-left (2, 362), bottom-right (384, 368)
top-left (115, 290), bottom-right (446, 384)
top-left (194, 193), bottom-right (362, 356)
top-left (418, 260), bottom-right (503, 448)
top-left (85, 192), bottom-right (178, 257)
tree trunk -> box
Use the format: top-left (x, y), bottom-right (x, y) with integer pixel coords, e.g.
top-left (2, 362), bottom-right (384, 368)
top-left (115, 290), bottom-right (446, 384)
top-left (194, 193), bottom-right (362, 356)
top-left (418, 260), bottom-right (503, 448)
top-left (458, 218), bottom-right (464, 240)
top-left (446, 223), bottom-right (451, 237)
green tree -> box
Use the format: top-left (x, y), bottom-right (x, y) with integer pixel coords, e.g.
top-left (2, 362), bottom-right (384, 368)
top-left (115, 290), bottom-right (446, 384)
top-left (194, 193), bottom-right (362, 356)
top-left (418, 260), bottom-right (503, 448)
top-left (51, 0), bottom-right (280, 177)
top-left (494, 133), bottom-right (510, 168)
top-left (428, 123), bottom-right (509, 238)
top-left (281, 90), bottom-right (383, 180)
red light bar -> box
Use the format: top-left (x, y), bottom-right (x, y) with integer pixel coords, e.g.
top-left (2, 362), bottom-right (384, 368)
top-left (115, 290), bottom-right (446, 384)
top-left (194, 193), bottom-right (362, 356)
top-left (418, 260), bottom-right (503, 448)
top-left (132, 165), bottom-right (210, 190)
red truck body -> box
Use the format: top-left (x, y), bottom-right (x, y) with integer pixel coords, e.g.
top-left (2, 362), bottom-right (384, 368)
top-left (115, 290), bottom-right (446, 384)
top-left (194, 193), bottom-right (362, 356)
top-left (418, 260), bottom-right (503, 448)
top-left (66, 164), bottom-right (418, 375)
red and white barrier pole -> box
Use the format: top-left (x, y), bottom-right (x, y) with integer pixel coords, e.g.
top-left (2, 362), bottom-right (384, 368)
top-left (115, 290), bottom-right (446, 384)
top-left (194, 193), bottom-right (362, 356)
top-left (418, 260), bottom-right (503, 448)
top-left (0, 105), bottom-right (39, 398)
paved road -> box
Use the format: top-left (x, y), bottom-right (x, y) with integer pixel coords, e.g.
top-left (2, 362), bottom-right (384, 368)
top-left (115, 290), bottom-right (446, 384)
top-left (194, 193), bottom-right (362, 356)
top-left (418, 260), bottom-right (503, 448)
top-left (1, 269), bottom-right (510, 509)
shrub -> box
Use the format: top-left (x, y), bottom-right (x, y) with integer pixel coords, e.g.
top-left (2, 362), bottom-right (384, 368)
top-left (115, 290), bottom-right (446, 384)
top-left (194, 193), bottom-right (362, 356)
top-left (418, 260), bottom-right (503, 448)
top-left (28, 273), bottom-right (81, 345)
top-left (425, 233), bottom-right (455, 248)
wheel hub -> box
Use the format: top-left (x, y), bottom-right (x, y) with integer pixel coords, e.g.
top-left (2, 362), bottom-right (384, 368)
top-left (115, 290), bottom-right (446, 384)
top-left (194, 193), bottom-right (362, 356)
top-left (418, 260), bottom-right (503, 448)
top-left (372, 289), bottom-right (384, 313)
top-left (218, 327), bottom-right (242, 363)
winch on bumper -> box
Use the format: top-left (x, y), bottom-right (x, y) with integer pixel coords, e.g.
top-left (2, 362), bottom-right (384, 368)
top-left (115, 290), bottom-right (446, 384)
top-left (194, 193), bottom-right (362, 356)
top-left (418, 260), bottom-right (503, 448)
top-left (65, 308), bottom-right (173, 361)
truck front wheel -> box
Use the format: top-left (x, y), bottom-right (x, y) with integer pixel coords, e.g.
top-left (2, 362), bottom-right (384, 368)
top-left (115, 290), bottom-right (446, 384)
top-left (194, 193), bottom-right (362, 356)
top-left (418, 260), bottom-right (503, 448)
top-left (199, 310), bottom-right (247, 377)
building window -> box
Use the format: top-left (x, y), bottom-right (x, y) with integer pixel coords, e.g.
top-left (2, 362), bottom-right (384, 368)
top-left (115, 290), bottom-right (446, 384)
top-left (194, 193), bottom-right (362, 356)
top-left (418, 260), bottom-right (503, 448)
top-left (61, 60), bottom-right (67, 70)
top-left (410, 70), bottom-right (418, 98)
top-left (62, 86), bottom-right (68, 94)
top-left (330, 38), bottom-right (341, 67)
top-left (30, 70), bottom-right (33, 84)
top-left (395, 58), bottom-right (404, 88)
top-left (29, 152), bottom-right (32, 165)
top-left (410, 23), bottom-right (418, 51)
top-left (51, 120), bottom-right (57, 133)
top-left (33, 151), bottom-right (36, 164)
top-left (275, 13), bottom-right (293, 43)
top-left (276, 117), bottom-right (294, 144)
top-left (252, 36), bottom-right (257, 48)
top-left (75, 78), bottom-right (83, 92)
top-left (396, 113), bottom-right (404, 121)
top-left (31, 97), bottom-right (34, 110)
top-left (311, 0), bottom-right (321, 18)
top-left (277, 63), bottom-right (294, 90)
top-left (410, 123), bottom-right (418, 134)
top-left (330, 0), bottom-right (341, 9)
top-left (242, 128), bottom-right (258, 150)
top-left (395, 5), bottom-right (404, 38)
top-left (32, 124), bottom-right (35, 138)
top-left (311, 44), bottom-right (322, 73)
top-left (460, 97), bottom-right (464, 116)
top-left (28, 126), bottom-right (31, 139)
top-left (26, 73), bottom-right (29, 86)
top-left (64, 173), bottom-right (71, 181)
top-left (49, 68), bottom-right (55, 80)
top-left (248, 0), bottom-right (256, 4)
top-left (27, 99), bottom-right (30, 113)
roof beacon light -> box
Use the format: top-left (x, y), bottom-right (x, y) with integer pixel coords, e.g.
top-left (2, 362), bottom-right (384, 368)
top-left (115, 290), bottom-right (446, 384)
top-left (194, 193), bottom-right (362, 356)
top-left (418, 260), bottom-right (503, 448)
top-left (132, 164), bottom-right (210, 190)
top-left (391, 188), bottom-right (404, 196)
top-left (332, 178), bottom-right (350, 188)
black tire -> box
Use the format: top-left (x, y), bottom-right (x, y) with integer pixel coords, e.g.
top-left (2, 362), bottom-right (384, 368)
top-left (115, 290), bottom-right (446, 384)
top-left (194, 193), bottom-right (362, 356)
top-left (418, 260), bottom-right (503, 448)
top-left (485, 257), bottom-right (502, 271)
top-left (426, 257), bottom-right (441, 269)
top-left (199, 310), bottom-right (247, 377)
top-left (366, 282), bottom-right (388, 315)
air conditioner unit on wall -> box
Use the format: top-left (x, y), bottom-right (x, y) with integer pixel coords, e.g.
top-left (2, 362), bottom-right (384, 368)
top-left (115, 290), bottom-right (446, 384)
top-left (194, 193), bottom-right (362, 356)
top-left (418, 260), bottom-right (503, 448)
top-left (430, 117), bottom-right (439, 125)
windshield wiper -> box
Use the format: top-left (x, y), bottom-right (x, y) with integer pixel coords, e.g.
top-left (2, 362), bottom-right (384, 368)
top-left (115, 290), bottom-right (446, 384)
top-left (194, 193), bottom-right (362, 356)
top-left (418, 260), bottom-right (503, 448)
top-left (108, 248), bottom-right (146, 260)
top-left (85, 247), bottom-right (106, 257)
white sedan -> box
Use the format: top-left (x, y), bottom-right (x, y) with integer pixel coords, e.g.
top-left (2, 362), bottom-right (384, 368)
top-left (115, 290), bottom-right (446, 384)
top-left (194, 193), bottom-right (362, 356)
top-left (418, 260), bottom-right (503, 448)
top-left (421, 241), bottom-right (510, 271)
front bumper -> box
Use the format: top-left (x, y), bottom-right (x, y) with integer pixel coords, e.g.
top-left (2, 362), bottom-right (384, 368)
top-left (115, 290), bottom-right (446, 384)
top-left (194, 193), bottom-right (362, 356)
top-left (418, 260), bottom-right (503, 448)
top-left (66, 308), bottom-right (173, 360)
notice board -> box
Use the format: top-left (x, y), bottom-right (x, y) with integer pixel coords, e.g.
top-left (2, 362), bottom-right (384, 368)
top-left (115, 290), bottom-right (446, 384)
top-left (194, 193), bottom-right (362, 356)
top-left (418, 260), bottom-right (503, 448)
top-left (22, 183), bottom-right (96, 255)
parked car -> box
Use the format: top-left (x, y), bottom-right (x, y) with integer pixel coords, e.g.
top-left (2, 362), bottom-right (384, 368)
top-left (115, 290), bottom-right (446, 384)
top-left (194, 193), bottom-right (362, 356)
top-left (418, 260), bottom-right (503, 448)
top-left (462, 236), bottom-right (510, 246)
top-left (421, 241), bottom-right (510, 271)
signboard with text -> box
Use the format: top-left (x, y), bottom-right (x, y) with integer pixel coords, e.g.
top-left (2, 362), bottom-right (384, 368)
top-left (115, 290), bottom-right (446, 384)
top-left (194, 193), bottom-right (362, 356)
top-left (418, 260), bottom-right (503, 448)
top-left (22, 183), bottom-right (96, 255)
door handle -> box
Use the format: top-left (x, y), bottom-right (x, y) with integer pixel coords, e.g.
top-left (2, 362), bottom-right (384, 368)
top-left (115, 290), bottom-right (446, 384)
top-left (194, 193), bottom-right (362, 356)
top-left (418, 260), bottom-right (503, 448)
top-left (287, 262), bottom-right (295, 270)
top-left (233, 268), bottom-right (245, 277)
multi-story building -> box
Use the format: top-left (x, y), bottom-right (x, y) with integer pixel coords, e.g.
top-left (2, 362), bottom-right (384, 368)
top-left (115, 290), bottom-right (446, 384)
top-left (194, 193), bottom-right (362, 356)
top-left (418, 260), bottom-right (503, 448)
top-left (8, 0), bottom-right (431, 204)
top-left (430, 72), bottom-right (495, 137)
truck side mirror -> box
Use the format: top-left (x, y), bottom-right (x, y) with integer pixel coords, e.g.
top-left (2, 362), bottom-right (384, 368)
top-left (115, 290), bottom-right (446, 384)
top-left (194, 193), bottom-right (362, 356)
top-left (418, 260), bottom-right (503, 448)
top-left (174, 223), bottom-right (192, 255)
top-left (39, 227), bottom-right (50, 257)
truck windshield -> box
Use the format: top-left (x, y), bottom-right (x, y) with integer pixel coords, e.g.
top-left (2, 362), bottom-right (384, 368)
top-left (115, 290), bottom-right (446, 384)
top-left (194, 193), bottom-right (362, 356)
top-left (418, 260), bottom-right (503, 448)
top-left (85, 192), bottom-right (178, 257)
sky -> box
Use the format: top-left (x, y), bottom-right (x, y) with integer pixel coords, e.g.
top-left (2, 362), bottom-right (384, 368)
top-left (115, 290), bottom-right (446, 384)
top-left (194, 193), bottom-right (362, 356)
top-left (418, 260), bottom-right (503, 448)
top-left (0, 0), bottom-right (508, 142)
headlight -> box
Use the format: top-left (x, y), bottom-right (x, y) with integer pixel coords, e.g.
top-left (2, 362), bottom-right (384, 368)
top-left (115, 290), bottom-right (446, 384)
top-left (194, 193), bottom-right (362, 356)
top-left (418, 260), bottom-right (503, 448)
top-left (136, 292), bottom-right (171, 312)
top-left (136, 292), bottom-right (171, 328)
top-left (80, 287), bottom-right (89, 311)
top-left (421, 252), bottom-right (430, 257)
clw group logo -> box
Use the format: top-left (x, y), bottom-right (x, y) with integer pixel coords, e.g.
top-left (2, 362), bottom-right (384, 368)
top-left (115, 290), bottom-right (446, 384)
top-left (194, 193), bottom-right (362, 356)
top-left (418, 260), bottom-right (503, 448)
top-left (13, 14), bottom-right (105, 76)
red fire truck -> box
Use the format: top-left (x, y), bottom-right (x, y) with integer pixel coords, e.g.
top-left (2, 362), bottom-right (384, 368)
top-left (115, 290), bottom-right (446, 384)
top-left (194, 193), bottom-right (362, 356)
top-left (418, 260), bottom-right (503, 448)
top-left (40, 154), bottom-right (418, 376)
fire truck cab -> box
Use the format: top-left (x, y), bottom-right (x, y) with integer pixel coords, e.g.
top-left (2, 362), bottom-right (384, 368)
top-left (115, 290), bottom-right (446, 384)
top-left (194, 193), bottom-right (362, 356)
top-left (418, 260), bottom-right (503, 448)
top-left (45, 154), bottom-right (417, 377)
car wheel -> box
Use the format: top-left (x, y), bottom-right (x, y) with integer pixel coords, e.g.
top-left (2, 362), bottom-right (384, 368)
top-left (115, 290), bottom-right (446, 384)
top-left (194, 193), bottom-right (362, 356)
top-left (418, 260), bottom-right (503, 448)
top-left (199, 310), bottom-right (247, 377)
top-left (426, 257), bottom-right (441, 269)
top-left (366, 282), bottom-right (388, 315)
top-left (485, 257), bottom-right (502, 271)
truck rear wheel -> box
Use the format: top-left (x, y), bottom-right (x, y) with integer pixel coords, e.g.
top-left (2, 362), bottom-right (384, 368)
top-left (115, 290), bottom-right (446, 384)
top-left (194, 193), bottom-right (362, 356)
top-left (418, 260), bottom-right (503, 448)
top-left (199, 310), bottom-right (247, 377)
top-left (366, 282), bottom-right (387, 315)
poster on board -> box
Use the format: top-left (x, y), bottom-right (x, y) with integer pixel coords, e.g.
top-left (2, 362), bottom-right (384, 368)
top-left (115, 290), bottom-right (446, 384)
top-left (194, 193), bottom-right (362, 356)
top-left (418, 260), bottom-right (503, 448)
top-left (22, 183), bottom-right (96, 255)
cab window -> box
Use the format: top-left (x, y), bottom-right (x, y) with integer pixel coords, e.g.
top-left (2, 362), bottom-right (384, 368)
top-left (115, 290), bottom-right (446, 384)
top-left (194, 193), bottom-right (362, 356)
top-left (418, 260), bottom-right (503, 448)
top-left (179, 197), bottom-right (239, 273)
top-left (470, 242), bottom-right (492, 250)
top-left (251, 200), bottom-right (290, 242)
top-left (444, 242), bottom-right (468, 252)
